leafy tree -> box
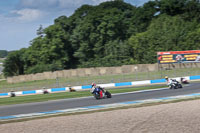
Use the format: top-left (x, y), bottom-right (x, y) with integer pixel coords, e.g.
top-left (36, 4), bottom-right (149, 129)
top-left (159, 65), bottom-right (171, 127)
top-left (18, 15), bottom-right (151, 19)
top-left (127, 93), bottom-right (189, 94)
top-left (181, 24), bottom-right (200, 50)
top-left (156, 0), bottom-right (200, 20)
top-left (128, 15), bottom-right (196, 64)
top-left (3, 49), bottom-right (25, 77)
top-left (131, 1), bottom-right (158, 33)
top-left (70, 1), bottom-right (136, 67)
top-left (157, 0), bottom-right (187, 16)
top-left (182, 0), bottom-right (200, 21)
top-left (0, 50), bottom-right (8, 58)
top-left (36, 25), bottom-right (44, 37)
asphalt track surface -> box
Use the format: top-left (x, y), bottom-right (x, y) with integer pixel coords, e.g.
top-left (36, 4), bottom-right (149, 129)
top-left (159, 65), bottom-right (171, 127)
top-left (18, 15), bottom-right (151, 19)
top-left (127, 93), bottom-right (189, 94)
top-left (0, 82), bottom-right (200, 117)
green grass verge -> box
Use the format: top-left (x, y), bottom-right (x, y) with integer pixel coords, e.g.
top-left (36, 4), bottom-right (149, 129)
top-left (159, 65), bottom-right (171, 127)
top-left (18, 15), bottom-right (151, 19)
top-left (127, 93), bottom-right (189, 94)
top-left (0, 67), bottom-right (200, 93)
top-left (0, 58), bottom-right (4, 66)
top-left (0, 74), bottom-right (4, 79)
top-left (0, 85), bottom-right (166, 106)
top-left (0, 58), bottom-right (4, 79)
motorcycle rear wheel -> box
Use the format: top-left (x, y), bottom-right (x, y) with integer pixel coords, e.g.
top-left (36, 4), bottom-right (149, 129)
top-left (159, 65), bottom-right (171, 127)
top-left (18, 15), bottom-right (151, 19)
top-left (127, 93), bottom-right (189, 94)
top-left (178, 84), bottom-right (183, 88)
top-left (105, 91), bottom-right (112, 98)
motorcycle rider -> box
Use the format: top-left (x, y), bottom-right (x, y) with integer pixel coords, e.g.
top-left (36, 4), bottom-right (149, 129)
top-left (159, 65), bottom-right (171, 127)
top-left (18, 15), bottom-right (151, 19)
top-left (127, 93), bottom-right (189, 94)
top-left (165, 76), bottom-right (180, 89)
top-left (165, 76), bottom-right (172, 85)
top-left (91, 82), bottom-right (105, 97)
top-left (165, 76), bottom-right (176, 87)
top-left (90, 82), bottom-right (96, 93)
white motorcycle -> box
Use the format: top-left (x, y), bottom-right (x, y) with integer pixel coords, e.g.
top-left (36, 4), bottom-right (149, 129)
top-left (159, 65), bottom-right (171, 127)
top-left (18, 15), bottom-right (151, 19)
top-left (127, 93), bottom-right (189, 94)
top-left (169, 79), bottom-right (183, 89)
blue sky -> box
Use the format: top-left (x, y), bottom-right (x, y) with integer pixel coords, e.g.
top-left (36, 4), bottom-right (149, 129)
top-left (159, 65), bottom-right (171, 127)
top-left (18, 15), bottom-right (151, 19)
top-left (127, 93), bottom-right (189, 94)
top-left (0, 0), bottom-right (150, 51)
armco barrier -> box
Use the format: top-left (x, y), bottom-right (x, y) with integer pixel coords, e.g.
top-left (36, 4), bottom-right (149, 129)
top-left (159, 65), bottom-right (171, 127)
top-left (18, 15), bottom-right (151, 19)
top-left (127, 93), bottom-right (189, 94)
top-left (150, 79), bottom-right (166, 84)
top-left (0, 93), bottom-right (8, 96)
top-left (51, 88), bottom-right (66, 92)
top-left (190, 75), bottom-right (200, 80)
top-left (0, 75), bottom-right (198, 98)
top-left (82, 85), bottom-right (92, 89)
top-left (22, 90), bottom-right (36, 95)
top-left (115, 82), bottom-right (132, 86)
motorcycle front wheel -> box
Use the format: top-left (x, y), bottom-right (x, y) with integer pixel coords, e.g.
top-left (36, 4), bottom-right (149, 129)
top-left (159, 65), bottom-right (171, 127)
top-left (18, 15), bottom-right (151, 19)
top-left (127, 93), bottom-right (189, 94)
top-left (94, 94), bottom-right (100, 99)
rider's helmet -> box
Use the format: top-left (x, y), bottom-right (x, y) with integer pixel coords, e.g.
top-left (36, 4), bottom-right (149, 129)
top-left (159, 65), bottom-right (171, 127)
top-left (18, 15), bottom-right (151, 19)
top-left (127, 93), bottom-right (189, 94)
top-left (91, 82), bottom-right (96, 87)
top-left (165, 76), bottom-right (168, 80)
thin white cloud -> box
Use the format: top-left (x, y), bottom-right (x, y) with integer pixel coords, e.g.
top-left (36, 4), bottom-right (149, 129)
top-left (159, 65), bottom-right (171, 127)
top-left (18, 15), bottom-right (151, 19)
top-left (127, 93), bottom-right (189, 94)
top-left (16, 0), bottom-right (121, 18)
top-left (18, 0), bottom-right (113, 9)
top-left (0, 9), bottom-right (43, 23)
top-left (19, 0), bottom-right (58, 9)
top-left (91, 0), bottom-right (114, 4)
top-left (58, 0), bottom-right (113, 8)
top-left (11, 9), bottom-right (43, 22)
top-left (125, 0), bottom-right (151, 6)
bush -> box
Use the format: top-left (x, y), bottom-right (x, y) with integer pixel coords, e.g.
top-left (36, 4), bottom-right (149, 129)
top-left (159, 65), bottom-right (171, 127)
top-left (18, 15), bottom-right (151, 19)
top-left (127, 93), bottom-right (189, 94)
top-left (25, 63), bottom-right (63, 74)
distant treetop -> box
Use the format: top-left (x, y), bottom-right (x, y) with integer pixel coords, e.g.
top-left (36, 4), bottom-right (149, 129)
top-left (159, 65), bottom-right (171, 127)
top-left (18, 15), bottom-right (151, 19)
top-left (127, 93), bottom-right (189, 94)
top-left (0, 50), bottom-right (8, 58)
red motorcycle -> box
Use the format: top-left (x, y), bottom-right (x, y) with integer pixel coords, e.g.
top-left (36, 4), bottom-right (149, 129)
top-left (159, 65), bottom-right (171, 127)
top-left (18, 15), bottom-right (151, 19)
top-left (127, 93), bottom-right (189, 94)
top-left (181, 78), bottom-right (189, 84)
top-left (92, 87), bottom-right (112, 100)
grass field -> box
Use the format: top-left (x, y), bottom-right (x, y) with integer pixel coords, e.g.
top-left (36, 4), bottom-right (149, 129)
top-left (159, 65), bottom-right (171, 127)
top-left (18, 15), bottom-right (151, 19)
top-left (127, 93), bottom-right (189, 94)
top-left (0, 58), bottom-right (4, 66)
top-left (0, 58), bottom-right (3, 62)
top-left (0, 67), bottom-right (199, 93)
top-left (0, 85), bottom-right (166, 106)
top-left (0, 74), bottom-right (4, 79)
top-left (0, 58), bottom-right (4, 79)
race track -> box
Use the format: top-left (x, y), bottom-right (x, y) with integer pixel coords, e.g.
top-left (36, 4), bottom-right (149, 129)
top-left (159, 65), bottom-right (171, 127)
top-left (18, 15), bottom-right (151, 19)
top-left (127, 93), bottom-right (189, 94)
top-left (0, 82), bottom-right (200, 117)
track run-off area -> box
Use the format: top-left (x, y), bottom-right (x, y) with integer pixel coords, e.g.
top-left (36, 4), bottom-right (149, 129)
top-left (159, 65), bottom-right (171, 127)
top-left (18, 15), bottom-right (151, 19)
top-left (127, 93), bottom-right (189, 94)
top-left (0, 82), bottom-right (200, 120)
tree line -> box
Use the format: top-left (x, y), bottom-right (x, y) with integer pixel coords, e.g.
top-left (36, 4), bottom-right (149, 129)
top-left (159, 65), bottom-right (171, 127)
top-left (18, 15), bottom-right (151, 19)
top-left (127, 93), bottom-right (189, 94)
top-left (3, 0), bottom-right (200, 77)
top-left (0, 50), bottom-right (9, 58)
